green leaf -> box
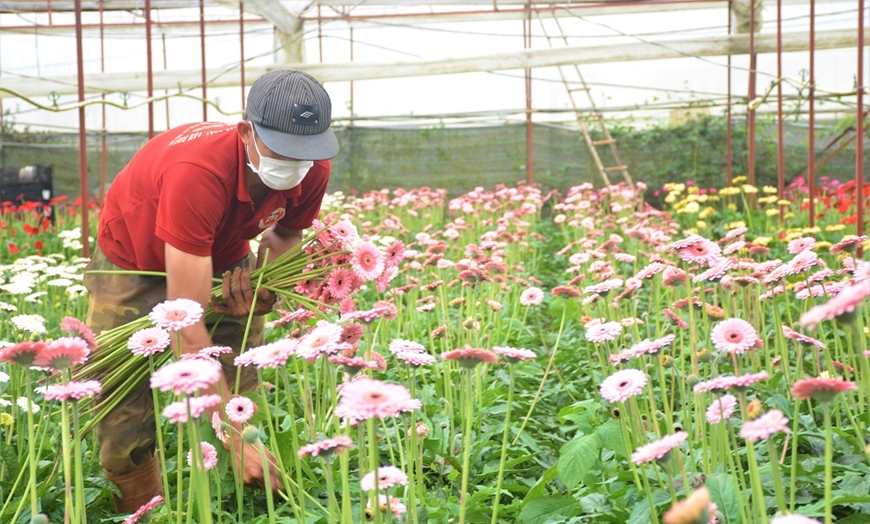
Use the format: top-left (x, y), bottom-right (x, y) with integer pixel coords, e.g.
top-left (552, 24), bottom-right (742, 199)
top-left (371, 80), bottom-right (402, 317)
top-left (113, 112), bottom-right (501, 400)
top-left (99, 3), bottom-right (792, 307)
top-left (705, 472), bottom-right (741, 524)
top-left (557, 434), bottom-right (601, 491)
top-left (627, 491), bottom-right (670, 524)
top-left (524, 465), bottom-right (559, 503)
top-left (596, 419), bottom-right (627, 458)
top-left (519, 496), bottom-right (577, 524)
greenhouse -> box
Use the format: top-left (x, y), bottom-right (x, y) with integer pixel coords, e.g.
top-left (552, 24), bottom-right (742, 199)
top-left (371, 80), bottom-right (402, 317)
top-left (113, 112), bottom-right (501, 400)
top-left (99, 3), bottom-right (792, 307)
top-left (0, 0), bottom-right (868, 523)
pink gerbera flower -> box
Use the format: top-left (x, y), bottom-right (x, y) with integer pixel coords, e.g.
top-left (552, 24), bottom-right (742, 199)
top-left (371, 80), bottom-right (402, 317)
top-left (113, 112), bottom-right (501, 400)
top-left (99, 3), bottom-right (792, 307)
top-left (384, 240), bottom-right (406, 268)
top-left (705, 394), bottom-right (737, 424)
top-left (369, 494), bottom-right (407, 519)
top-left (634, 262), bottom-right (667, 280)
top-left (149, 298), bottom-right (203, 331)
top-left (330, 219), bottom-right (359, 244)
top-left (585, 321), bottom-right (622, 343)
top-left (150, 358), bottom-right (221, 395)
top-left (335, 378), bottom-right (417, 423)
top-left (632, 431), bottom-right (688, 464)
top-left (60, 316), bottom-right (98, 350)
top-left (298, 435), bottom-right (354, 459)
top-left (350, 240), bottom-right (386, 281)
top-left (34, 337), bottom-right (90, 371)
top-left (43, 380), bottom-right (102, 402)
top-left (388, 339), bottom-right (425, 355)
top-left (710, 318), bottom-right (759, 354)
top-left (187, 441), bottom-right (218, 471)
top-left (740, 410), bottom-right (790, 442)
top-left (226, 396), bottom-right (256, 423)
top-left (327, 268), bottom-right (355, 300)
top-left (128, 327), bottom-right (171, 357)
top-left (790, 377), bottom-right (857, 403)
top-left (234, 339), bottom-right (298, 369)
top-left (441, 347), bottom-right (498, 369)
top-left (394, 351), bottom-right (436, 367)
top-left (800, 280), bottom-right (870, 328)
top-left (788, 237), bottom-right (816, 254)
top-left (781, 326), bottom-right (826, 349)
top-left (662, 267), bottom-right (687, 287)
top-left (122, 495), bottom-right (164, 524)
top-left (162, 394), bottom-right (221, 423)
top-left (600, 369), bottom-right (647, 403)
top-left (297, 321), bottom-right (346, 362)
top-left (493, 346), bottom-right (536, 363)
top-left (360, 465), bottom-right (409, 491)
top-left (693, 371), bottom-right (769, 393)
top-left (341, 323), bottom-right (364, 345)
top-left (329, 355), bottom-right (380, 374)
top-left (519, 287), bottom-right (544, 306)
top-left (677, 240), bottom-right (721, 265)
top-left (830, 235), bottom-right (867, 254)
top-left (0, 341), bottom-right (47, 367)
top-left (200, 346), bottom-right (232, 358)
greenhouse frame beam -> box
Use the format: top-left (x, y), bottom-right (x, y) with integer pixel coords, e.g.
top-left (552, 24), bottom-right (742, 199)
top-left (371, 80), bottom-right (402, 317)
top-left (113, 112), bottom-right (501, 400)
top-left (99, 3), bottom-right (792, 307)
top-left (0, 27), bottom-right (862, 99)
top-left (0, 0), bottom-right (842, 35)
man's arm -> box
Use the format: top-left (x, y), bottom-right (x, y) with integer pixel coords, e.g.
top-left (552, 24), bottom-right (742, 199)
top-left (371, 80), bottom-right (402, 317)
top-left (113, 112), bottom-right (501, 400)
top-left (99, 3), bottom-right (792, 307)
top-left (164, 242), bottom-right (281, 490)
top-left (165, 243), bottom-right (214, 355)
top-left (257, 223), bottom-right (304, 267)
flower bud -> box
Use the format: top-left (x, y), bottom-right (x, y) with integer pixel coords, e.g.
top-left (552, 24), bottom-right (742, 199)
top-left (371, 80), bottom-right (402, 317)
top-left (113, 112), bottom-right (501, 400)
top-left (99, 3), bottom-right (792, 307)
top-left (746, 398), bottom-right (763, 420)
top-left (687, 374), bottom-right (701, 389)
top-left (30, 515), bottom-right (50, 524)
top-left (242, 426), bottom-right (261, 444)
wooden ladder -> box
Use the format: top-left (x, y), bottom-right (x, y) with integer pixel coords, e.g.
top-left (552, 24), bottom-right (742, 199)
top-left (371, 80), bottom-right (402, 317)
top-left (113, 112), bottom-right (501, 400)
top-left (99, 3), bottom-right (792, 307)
top-left (536, 11), bottom-right (634, 187)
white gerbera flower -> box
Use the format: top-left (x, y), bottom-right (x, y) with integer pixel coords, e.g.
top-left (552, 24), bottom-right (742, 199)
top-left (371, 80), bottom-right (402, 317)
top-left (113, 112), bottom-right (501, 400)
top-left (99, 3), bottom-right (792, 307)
top-left (16, 397), bottom-right (40, 414)
top-left (11, 314), bottom-right (47, 334)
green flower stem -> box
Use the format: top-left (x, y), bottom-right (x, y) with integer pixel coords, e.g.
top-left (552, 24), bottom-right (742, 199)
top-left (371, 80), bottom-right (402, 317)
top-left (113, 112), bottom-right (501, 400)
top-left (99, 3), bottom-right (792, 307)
top-left (24, 368), bottom-right (39, 517)
top-left (823, 402), bottom-right (833, 524)
top-left (744, 439), bottom-right (768, 524)
top-left (321, 458), bottom-right (339, 524)
top-left (176, 423), bottom-right (184, 524)
top-left (185, 411), bottom-right (213, 524)
top-left (491, 364), bottom-right (515, 524)
top-left (458, 368), bottom-right (475, 524)
top-left (257, 439), bottom-right (277, 524)
top-left (368, 417), bottom-right (382, 524)
top-left (766, 438), bottom-right (787, 514)
top-left (71, 402), bottom-right (87, 524)
top-left (514, 304), bottom-right (568, 445)
top-left (148, 357), bottom-right (173, 513)
top-left (60, 400), bottom-right (74, 524)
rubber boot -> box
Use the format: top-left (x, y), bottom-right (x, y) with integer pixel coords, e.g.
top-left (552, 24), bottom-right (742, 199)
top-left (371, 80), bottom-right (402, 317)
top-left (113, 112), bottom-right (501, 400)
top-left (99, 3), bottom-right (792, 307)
top-left (104, 454), bottom-right (163, 514)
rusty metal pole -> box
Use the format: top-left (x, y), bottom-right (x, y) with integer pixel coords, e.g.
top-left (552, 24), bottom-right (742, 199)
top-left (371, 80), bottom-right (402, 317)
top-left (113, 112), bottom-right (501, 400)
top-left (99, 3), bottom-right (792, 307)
top-left (99, 0), bottom-right (107, 205)
top-left (240, 2), bottom-right (246, 112)
top-left (200, 0), bottom-right (208, 121)
top-left (145, 0), bottom-right (154, 138)
top-left (858, 0), bottom-right (865, 243)
top-left (808, 0), bottom-right (816, 228)
top-left (747, 0), bottom-right (757, 189)
top-left (726, 0), bottom-right (733, 186)
top-left (777, 0), bottom-right (785, 222)
top-left (74, 0), bottom-right (90, 258)
top-left (525, 2), bottom-right (534, 184)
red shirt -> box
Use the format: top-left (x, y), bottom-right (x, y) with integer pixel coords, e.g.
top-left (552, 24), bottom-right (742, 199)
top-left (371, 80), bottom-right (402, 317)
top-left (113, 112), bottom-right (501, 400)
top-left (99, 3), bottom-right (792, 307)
top-left (97, 122), bottom-right (329, 272)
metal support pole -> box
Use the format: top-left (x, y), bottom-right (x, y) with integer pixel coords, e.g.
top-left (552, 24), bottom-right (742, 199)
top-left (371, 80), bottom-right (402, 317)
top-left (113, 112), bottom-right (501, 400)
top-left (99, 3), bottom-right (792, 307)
top-left (726, 0), bottom-right (733, 186)
top-left (200, 0), bottom-right (208, 121)
top-left (74, 0), bottom-right (90, 258)
top-left (858, 0), bottom-right (865, 244)
top-left (808, 0), bottom-right (816, 228)
top-left (162, 33), bottom-right (170, 129)
top-left (747, 0), bottom-right (757, 188)
top-left (145, 0), bottom-right (154, 138)
top-left (525, 2), bottom-right (534, 184)
top-left (240, 2), bottom-right (246, 112)
top-left (777, 0), bottom-right (785, 209)
top-left (99, 0), bottom-right (107, 205)
top-left (318, 4), bottom-right (323, 63)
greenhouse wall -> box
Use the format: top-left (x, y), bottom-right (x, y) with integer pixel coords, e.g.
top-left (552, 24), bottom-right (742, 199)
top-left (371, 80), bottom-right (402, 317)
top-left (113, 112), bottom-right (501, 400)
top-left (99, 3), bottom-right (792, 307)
top-left (1, 118), bottom-right (867, 201)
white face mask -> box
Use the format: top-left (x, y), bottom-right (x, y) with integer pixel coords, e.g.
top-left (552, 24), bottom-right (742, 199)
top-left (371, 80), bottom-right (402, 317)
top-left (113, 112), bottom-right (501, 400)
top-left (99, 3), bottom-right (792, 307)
top-left (246, 124), bottom-right (313, 191)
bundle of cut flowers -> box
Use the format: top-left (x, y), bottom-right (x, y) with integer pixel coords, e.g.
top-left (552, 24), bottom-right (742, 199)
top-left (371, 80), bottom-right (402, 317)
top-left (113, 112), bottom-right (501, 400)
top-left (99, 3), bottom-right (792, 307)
top-left (74, 216), bottom-right (399, 428)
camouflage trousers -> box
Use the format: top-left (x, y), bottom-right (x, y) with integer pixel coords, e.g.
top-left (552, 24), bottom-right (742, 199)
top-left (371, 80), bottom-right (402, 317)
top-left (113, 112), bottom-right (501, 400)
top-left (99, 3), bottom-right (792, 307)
top-left (84, 249), bottom-right (263, 475)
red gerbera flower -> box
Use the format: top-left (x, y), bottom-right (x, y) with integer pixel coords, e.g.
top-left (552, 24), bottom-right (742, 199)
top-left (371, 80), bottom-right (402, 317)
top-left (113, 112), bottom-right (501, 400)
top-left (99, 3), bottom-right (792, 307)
top-left (791, 376), bottom-right (857, 403)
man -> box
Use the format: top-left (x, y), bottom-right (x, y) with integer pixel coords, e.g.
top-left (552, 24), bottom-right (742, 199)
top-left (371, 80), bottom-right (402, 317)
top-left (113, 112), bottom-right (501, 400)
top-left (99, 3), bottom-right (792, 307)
top-left (84, 70), bottom-right (339, 513)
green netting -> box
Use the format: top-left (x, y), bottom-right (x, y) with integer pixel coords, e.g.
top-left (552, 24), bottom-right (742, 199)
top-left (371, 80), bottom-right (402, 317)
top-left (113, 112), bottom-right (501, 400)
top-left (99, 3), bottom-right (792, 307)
top-left (1, 118), bottom-right (867, 200)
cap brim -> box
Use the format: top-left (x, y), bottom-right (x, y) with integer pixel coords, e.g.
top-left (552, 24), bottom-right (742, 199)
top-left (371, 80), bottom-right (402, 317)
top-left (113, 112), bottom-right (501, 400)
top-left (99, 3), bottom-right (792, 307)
top-left (254, 123), bottom-right (340, 161)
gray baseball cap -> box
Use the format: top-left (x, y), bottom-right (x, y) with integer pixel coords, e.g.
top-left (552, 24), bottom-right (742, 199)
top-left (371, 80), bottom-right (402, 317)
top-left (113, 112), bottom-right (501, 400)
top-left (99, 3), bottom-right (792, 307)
top-left (245, 70), bottom-right (340, 161)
